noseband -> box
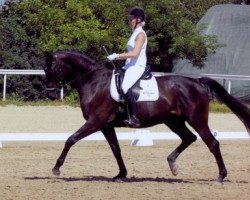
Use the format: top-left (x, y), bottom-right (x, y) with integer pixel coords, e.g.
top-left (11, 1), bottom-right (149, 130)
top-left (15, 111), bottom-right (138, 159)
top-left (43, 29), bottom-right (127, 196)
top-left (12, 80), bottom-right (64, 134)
top-left (46, 87), bottom-right (62, 92)
top-left (45, 61), bottom-right (64, 92)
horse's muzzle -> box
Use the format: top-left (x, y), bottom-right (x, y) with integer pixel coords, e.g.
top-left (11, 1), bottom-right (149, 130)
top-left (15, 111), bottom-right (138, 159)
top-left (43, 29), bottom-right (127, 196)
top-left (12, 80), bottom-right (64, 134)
top-left (46, 88), bottom-right (61, 100)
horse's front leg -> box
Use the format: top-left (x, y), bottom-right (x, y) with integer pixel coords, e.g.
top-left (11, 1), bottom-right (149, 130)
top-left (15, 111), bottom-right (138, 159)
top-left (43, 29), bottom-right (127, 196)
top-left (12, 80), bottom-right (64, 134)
top-left (101, 126), bottom-right (127, 180)
top-left (52, 121), bottom-right (99, 176)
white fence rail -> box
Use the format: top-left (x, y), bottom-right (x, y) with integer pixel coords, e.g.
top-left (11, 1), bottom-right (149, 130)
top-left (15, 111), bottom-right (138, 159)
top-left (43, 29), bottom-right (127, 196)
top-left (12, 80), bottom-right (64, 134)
top-left (0, 69), bottom-right (63, 100)
top-left (153, 72), bottom-right (250, 94)
top-left (0, 130), bottom-right (249, 148)
top-left (1, 69), bottom-right (250, 101)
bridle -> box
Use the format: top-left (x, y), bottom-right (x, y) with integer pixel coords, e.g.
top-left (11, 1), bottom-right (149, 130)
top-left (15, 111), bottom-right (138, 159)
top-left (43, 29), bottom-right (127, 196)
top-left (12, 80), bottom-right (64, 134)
top-left (45, 60), bottom-right (64, 92)
top-left (45, 61), bottom-right (107, 92)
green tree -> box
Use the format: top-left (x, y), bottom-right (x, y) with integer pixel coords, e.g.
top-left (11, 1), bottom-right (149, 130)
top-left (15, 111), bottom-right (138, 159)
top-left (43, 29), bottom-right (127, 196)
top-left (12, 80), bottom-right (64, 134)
top-left (14, 0), bottom-right (111, 60)
top-left (3, 0), bottom-right (226, 72)
top-left (119, 0), bottom-right (221, 71)
top-left (0, 1), bottom-right (45, 100)
top-left (10, 0), bottom-right (226, 71)
top-left (0, 0), bottom-right (236, 100)
top-left (180, 0), bottom-right (234, 23)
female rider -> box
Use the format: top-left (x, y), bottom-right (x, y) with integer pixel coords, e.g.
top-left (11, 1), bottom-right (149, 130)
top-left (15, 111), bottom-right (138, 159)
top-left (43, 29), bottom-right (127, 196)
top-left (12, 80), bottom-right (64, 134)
top-left (107, 7), bottom-right (147, 128)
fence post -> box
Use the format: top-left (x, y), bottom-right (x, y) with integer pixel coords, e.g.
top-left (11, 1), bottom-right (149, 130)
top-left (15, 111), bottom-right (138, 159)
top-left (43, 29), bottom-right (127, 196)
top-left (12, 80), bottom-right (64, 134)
top-left (60, 87), bottom-right (64, 100)
top-left (3, 74), bottom-right (7, 101)
top-left (228, 80), bottom-right (231, 94)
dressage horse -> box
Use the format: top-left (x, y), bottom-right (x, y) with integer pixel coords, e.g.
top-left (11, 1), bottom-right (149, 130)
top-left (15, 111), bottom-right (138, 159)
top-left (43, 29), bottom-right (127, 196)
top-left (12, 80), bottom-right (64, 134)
top-left (44, 50), bottom-right (250, 183)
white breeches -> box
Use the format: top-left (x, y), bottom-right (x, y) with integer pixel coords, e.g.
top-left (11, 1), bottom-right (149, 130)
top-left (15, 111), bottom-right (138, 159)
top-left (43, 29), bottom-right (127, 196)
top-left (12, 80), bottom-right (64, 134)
top-left (122, 66), bottom-right (145, 94)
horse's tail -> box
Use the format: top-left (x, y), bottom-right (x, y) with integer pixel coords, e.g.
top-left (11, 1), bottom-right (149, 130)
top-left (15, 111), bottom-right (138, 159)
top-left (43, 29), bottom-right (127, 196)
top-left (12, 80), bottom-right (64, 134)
top-left (199, 77), bottom-right (250, 135)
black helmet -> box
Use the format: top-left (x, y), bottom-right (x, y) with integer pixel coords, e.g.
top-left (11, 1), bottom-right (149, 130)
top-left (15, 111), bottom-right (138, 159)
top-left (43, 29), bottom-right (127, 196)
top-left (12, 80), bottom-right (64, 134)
top-left (127, 7), bottom-right (145, 22)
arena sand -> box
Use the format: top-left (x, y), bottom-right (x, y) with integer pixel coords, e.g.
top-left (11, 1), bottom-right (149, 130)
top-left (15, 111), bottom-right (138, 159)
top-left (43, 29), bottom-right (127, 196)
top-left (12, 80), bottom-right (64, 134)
top-left (0, 106), bottom-right (249, 200)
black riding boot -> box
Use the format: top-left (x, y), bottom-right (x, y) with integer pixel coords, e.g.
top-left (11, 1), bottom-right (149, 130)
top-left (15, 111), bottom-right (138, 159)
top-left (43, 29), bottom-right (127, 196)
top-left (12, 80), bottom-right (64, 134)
top-left (124, 90), bottom-right (140, 128)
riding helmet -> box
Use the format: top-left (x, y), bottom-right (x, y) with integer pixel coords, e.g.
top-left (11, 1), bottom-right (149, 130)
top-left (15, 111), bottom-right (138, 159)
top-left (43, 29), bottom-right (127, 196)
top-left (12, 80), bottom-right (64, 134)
top-left (127, 7), bottom-right (145, 22)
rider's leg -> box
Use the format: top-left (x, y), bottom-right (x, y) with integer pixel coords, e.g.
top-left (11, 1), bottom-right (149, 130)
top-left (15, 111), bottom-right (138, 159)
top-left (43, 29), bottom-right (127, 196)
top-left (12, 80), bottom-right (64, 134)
top-left (123, 89), bottom-right (140, 127)
top-left (122, 66), bottom-right (145, 127)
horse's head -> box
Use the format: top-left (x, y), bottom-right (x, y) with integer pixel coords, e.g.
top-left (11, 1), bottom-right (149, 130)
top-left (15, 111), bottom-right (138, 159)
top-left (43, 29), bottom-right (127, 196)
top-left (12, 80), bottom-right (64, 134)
top-left (44, 52), bottom-right (72, 100)
top-left (44, 50), bottom-right (107, 100)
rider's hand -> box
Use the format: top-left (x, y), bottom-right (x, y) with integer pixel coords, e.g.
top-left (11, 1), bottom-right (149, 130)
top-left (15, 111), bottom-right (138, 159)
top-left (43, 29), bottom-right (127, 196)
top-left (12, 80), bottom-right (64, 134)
top-left (107, 53), bottom-right (119, 61)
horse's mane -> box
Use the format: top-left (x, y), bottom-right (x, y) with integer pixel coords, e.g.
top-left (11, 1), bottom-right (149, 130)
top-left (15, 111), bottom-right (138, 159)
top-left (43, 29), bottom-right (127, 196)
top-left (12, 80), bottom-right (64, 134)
top-left (54, 50), bottom-right (102, 70)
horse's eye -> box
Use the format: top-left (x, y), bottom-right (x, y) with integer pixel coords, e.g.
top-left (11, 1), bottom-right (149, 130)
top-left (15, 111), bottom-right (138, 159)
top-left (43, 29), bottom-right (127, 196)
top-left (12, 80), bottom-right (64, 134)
top-left (45, 65), bottom-right (50, 70)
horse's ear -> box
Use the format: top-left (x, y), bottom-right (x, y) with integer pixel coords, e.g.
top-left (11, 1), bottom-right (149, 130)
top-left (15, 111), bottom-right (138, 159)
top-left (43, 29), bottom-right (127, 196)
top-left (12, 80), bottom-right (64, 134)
top-left (44, 51), bottom-right (53, 68)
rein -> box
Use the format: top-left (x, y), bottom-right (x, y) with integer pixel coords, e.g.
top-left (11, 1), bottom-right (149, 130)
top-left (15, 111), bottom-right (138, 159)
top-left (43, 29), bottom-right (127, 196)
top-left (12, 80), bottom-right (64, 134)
top-left (46, 64), bottom-right (108, 92)
top-left (62, 66), bottom-right (107, 87)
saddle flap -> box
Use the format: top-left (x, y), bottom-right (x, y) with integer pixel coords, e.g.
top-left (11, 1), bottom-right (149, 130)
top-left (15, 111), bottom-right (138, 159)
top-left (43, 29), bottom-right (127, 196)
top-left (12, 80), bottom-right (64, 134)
top-left (137, 78), bottom-right (159, 101)
top-left (110, 70), bottom-right (159, 102)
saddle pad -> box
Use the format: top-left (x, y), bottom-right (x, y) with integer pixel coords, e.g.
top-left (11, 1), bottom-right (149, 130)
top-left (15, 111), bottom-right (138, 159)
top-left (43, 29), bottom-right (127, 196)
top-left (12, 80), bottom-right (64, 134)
top-left (110, 71), bottom-right (159, 102)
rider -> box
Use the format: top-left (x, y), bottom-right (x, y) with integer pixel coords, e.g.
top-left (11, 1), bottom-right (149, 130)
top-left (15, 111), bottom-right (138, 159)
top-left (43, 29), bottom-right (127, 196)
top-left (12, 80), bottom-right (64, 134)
top-left (107, 6), bottom-right (147, 128)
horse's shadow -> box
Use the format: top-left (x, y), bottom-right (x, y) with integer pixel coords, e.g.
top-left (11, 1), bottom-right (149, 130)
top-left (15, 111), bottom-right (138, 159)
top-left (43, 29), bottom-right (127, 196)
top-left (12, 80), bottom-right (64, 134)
top-left (24, 175), bottom-right (192, 183)
top-left (24, 175), bottom-right (239, 184)
top-left (62, 176), bottom-right (193, 183)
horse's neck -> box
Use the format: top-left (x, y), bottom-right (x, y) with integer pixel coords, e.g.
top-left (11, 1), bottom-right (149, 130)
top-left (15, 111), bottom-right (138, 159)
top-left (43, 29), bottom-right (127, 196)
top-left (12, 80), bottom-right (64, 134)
top-left (77, 71), bottom-right (112, 116)
top-left (76, 69), bottom-right (112, 100)
top-left (68, 60), bottom-right (90, 73)
top-left (62, 53), bottom-right (112, 101)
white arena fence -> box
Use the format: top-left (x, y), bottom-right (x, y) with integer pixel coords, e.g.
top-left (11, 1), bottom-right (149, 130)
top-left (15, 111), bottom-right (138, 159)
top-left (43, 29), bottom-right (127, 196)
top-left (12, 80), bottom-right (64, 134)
top-left (0, 69), bottom-right (64, 100)
top-left (0, 130), bottom-right (249, 148)
top-left (1, 69), bottom-right (250, 101)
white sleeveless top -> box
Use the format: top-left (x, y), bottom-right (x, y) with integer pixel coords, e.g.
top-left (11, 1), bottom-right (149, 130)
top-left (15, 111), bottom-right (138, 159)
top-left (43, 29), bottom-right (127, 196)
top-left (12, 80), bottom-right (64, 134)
top-left (123, 26), bottom-right (147, 70)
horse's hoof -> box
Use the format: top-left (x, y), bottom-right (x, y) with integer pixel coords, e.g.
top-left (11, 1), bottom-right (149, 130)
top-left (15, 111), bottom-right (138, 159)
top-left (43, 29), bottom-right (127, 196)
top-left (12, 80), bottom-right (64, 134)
top-left (112, 172), bottom-right (127, 181)
top-left (217, 176), bottom-right (224, 184)
top-left (168, 161), bottom-right (178, 176)
top-left (112, 177), bottom-right (126, 182)
top-left (217, 170), bottom-right (227, 184)
top-left (52, 168), bottom-right (61, 176)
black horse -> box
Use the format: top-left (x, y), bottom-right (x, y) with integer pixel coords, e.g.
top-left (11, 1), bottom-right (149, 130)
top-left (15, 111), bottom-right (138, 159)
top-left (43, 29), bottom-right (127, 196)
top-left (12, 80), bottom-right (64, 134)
top-left (44, 50), bottom-right (250, 183)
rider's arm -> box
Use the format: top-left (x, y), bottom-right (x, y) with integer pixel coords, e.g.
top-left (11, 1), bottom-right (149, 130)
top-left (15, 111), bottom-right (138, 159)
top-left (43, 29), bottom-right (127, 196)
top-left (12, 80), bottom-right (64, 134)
top-left (118, 32), bottom-right (145, 59)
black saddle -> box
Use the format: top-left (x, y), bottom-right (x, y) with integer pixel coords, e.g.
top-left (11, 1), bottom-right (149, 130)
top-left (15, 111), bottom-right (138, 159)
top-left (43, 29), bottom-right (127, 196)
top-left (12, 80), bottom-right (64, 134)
top-left (114, 66), bottom-right (152, 101)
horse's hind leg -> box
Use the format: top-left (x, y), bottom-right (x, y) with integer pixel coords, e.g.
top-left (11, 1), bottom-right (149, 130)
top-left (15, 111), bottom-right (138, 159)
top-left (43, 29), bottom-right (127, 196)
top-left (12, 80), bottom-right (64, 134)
top-left (165, 115), bottom-right (197, 176)
top-left (191, 121), bottom-right (227, 183)
top-left (101, 126), bottom-right (127, 180)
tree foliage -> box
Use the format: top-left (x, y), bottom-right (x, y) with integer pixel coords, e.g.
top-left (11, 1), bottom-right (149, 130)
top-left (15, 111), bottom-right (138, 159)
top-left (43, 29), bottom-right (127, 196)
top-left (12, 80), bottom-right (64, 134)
top-left (0, 1), bottom-right (45, 100)
top-left (141, 0), bottom-right (219, 71)
top-left (0, 0), bottom-right (237, 100)
top-left (180, 0), bottom-right (234, 23)
top-left (11, 0), bottom-right (112, 60)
